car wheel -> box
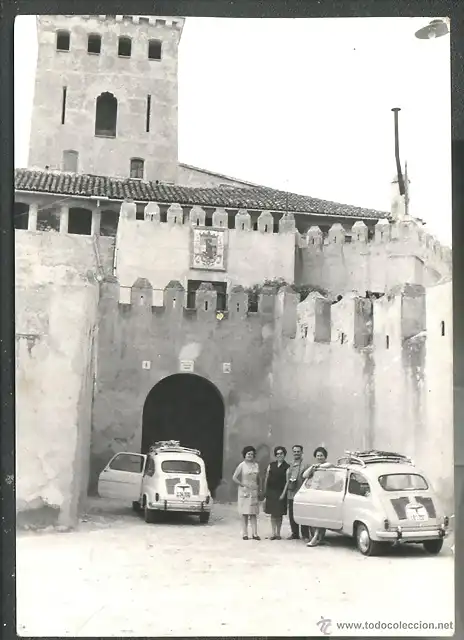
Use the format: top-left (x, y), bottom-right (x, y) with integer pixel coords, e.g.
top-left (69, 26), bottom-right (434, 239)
top-left (355, 523), bottom-right (383, 556)
top-left (199, 512), bottom-right (210, 524)
top-left (423, 539), bottom-right (444, 555)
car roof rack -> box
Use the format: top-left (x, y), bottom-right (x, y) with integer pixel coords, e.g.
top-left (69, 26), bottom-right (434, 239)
top-left (149, 440), bottom-right (202, 457)
top-left (337, 450), bottom-right (412, 467)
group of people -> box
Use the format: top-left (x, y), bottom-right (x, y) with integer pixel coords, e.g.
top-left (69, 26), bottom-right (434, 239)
top-left (232, 443), bottom-right (330, 546)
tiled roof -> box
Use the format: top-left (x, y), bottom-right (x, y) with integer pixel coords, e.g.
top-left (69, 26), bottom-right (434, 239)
top-left (15, 168), bottom-right (390, 221)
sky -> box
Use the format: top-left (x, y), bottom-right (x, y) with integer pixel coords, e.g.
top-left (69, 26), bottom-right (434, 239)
top-left (14, 16), bottom-right (451, 244)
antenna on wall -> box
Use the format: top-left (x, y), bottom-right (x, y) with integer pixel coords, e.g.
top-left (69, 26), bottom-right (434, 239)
top-left (392, 107), bottom-right (405, 197)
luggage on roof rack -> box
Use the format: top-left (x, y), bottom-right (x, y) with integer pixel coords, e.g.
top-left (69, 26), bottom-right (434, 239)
top-left (149, 440), bottom-right (202, 457)
top-left (337, 450), bottom-right (412, 467)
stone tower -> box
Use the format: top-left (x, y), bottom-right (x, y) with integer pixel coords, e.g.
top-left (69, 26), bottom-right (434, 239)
top-left (28, 15), bottom-right (184, 183)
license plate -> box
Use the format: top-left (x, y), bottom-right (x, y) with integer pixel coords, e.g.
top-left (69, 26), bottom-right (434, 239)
top-left (409, 512), bottom-right (426, 522)
top-left (175, 487), bottom-right (192, 499)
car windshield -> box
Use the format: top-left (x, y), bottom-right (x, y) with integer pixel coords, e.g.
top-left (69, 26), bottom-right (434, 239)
top-left (378, 473), bottom-right (428, 491)
top-left (161, 459), bottom-right (201, 475)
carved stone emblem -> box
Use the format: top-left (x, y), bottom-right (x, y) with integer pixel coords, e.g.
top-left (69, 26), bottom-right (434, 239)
top-left (191, 229), bottom-right (226, 271)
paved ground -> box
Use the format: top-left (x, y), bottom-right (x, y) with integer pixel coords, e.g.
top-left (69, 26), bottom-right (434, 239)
top-left (17, 498), bottom-right (454, 637)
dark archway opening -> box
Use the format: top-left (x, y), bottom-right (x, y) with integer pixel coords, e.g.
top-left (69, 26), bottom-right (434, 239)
top-left (142, 374), bottom-right (225, 495)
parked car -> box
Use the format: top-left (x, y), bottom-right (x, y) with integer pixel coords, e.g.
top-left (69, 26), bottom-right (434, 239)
top-left (293, 450), bottom-right (450, 556)
top-left (97, 440), bottom-right (213, 524)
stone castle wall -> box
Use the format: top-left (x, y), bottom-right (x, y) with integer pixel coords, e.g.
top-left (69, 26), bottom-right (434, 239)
top-left (297, 218), bottom-right (451, 294)
top-left (90, 279), bottom-right (278, 494)
top-left (270, 280), bottom-right (453, 513)
top-left (15, 230), bottom-right (114, 527)
top-left (115, 202), bottom-right (296, 291)
top-left (14, 211), bottom-right (454, 521)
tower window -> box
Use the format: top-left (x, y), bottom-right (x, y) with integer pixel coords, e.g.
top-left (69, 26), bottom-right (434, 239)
top-left (441, 321), bottom-right (445, 337)
top-left (148, 39), bottom-right (162, 60)
top-left (88, 34), bottom-right (102, 54)
top-left (56, 30), bottom-right (70, 51)
top-left (61, 86), bottom-right (67, 124)
top-left (130, 158), bottom-right (144, 179)
top-left (95, 92), bottom-right (118, 137)
top-left (146, 95), bottom-right (151, 132)
top-left (63, 150), bottom-right (79, 172)
top-left (118, 36), bottom-right (132, 57)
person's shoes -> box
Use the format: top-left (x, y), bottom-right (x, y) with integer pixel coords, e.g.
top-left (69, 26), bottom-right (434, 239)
top-left (243, 535), bottom-right (249, 540)
top-left (275, 535), bottom-right (282, 540)
top-left (303, 537), bottom-right (310, 543)
top-left (307, 539), bottom-right (319, 547)
top-left (270, 535), bottom-right (277, 540)
top-left (252, 535), bottom-right (261, 540)
top-left (287, 534), bottom-right (299, 540)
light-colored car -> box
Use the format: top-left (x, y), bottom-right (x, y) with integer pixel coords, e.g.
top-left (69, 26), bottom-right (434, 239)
top-left (293, 450), bottom-right (450, 556)
top-left (97, 440), bottom-right (213, 524)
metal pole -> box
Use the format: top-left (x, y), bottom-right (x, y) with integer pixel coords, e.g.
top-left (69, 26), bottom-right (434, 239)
top-left (392, 107), bottom-right (405, 196)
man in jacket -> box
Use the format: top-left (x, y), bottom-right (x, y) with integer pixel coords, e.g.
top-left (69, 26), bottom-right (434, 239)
top-left (282, 444), bottom-right (310, 541)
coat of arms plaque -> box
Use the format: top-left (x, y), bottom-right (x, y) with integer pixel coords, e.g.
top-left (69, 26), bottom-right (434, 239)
top-left (191, 229), bottom-right (226, 271)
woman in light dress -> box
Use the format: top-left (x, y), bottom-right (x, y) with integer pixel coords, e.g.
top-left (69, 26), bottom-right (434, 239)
top-left (302, 446), bottom-right (331, 547)
top-left (232, 446), bottom-right (262, 540)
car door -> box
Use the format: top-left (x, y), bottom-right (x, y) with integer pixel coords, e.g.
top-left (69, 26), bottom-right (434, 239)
top-left (343, 471), bottom-right (373, 532)
top-left (293, 467), bottom-right (348, 530)
top-left (98, 452), bottom-right (147, 502)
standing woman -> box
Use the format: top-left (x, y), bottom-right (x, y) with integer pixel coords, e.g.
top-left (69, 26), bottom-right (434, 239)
top-left (232, 446), bottom-right (261, 540)
top-left (303, 446), bottom-right (330, 547)
top-left (263, 446), bottom-right (289, 540)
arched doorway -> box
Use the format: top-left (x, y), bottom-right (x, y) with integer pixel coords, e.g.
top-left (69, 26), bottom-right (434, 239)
top-left (142, 374), bottom-right (225, 494)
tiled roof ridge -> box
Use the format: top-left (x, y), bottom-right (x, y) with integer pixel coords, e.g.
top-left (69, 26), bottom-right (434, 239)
top-left (14, 167), bottom-right (390, 220)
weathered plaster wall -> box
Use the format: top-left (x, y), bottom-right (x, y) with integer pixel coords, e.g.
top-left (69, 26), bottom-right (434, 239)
top-left (270, 282), bottom-right (453, 511)
top-left (15, 230), bottom-right (113, 526)
top-left (370, 281), bottom-right (453, 512)
top-left (29, 15), bottom-right (181, 183)
top-left (269, 291), bottom-right (374, 461)
top-left (90, 282), bottom-right (278, 499)
top-left (114, 218), bottom-right (295, 291)
top-left (297, 220), bottom-right (451, 294)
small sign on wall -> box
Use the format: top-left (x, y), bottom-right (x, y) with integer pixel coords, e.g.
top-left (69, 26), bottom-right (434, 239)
top-left (142, 361), bottom-right (151, 370)
top-left (180, 360), bottom-right (194, 373)
top-left (223, 362), bottom-right (231, 374)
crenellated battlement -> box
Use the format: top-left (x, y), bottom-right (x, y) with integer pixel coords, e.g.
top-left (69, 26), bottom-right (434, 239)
top-left (122, 200), bottom-right (297, 233)
top-left (293, 279), bottom-right (451, 349)
top-left (59, 15), bottom-right (184, 29)
top-left (116, 277), bottom-right (281, 319)
top-left (297, 217), bottom-right (451, 293)
top-left (110, 269), bottom-right (452, 357)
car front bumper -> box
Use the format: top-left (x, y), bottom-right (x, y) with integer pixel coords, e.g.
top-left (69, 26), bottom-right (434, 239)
top-left (375, 528), bottom-right (449, 542)
top-left (147, 499), bottom-right (211, 513)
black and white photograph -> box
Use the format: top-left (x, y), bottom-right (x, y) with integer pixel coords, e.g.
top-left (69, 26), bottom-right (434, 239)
top-left (14, 13), bottom-right (454, 637)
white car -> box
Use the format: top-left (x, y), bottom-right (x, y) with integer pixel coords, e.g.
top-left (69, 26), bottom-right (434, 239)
top-left (293, 450), bottom-right (450, 556)
top-left (98, 441), bottom-right (213, 524)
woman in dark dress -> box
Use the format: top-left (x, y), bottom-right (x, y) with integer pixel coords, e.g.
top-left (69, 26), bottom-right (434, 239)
top-left (263, 446), bottom-right (290, 540)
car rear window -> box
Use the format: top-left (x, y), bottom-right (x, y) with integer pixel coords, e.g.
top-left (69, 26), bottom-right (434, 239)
top-left (161, 460), bottom-right (201, 475)
top-left (378, 473), bottom-right (428, 491)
